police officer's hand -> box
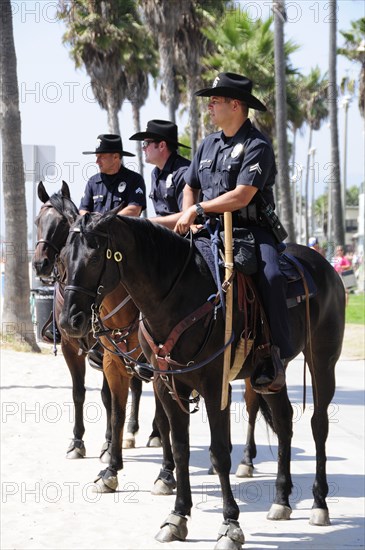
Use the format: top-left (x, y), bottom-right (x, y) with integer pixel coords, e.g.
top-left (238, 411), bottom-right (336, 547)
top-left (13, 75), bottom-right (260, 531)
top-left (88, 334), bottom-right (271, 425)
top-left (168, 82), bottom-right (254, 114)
top-left (174, 206), bottom-right (198, 235)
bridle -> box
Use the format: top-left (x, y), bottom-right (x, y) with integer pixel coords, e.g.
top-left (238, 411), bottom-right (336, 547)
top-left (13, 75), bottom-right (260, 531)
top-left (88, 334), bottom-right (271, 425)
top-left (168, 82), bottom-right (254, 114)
top-left (64, 226), bottom-right (111, 301)
top-left (35, 200), bottom-right (75, 256)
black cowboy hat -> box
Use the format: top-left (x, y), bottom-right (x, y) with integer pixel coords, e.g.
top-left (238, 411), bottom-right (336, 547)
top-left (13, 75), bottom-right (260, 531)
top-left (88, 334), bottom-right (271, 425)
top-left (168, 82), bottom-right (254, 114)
top-left (129, 120), bottom-right (191, 149)
top-left (83, 134), bottom-right (135, 156)
top-left (195, 73), bottom-right (267, 112)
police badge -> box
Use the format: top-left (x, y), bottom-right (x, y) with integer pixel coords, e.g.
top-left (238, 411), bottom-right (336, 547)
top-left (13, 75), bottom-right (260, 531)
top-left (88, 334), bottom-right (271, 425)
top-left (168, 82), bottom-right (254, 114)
top-left (231, 143), bottom-right (244, 159)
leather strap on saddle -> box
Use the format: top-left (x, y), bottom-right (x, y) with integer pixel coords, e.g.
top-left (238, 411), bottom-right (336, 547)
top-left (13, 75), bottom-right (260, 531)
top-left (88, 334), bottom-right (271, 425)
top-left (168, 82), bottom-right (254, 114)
top-left (140, 297), bottom-right (217, 372)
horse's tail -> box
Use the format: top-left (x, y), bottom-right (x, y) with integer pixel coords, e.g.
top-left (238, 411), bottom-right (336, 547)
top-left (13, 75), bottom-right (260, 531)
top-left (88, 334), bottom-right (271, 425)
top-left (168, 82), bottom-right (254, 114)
top-left (258, 394), bottom-right (276, 433)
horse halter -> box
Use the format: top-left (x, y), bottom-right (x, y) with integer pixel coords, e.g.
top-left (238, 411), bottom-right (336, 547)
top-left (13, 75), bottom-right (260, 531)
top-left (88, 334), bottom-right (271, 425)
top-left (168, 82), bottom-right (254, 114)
top-left (63, 226), bottom-right (121, 304)
top-left (34, 203), bottom-right (68, 255)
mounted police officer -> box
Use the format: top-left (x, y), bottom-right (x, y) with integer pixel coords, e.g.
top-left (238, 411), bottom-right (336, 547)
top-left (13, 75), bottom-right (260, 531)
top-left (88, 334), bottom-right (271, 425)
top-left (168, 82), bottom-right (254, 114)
top-left (80, 134), bottom-right (146, 216)
top-left (175, 72), bottom-right (292, 390)
top-left (129, 119), bottom-right (191, 229)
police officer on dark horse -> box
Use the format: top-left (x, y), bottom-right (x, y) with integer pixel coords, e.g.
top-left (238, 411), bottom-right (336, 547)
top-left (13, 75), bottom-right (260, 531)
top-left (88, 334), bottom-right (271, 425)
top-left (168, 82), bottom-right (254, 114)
top-left (176, 72), bottom-right (292, 392)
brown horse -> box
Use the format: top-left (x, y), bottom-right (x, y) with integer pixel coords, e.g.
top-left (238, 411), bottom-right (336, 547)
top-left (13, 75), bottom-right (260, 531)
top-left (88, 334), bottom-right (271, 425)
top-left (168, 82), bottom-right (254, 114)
top-left (33, 182), bottom-right (166, 492)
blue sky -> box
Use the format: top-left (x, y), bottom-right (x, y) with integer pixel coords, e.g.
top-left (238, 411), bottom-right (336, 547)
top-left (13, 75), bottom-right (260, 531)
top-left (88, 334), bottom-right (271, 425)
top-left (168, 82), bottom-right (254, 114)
top-left (1, 0), bottom-right (364, 243)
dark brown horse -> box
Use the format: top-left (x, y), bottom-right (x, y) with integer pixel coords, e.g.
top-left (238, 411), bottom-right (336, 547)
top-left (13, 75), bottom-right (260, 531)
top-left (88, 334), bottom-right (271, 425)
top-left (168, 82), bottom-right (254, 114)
top-left (33, 182), bottom-right (165, 492)
top-left (59, 211), bottom-right (345, 548)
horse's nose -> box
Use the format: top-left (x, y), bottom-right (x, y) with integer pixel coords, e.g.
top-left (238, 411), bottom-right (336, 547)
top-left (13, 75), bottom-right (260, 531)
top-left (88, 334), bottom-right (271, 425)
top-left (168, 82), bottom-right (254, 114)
top-left (33, 258), bottom-right (52, 277)
top-left (59, 308), bottom-right (89, 338)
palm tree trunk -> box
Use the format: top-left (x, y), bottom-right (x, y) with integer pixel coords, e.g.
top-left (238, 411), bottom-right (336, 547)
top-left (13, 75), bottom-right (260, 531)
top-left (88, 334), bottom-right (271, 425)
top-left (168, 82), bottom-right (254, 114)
top-left (0, 0), bottom-right (39, 350)
top-left (273, 0), bottom-right (295, 241)
top-left (328, 0), bottom-right (345, 247)
top-left (131, 102), bottom-right (144, 178)
top-left (106, 92), bottom-right (121, 136)
top-left (304, 127), bottom-right (313, 245)
top-left (187, 74), bottom-right (199, 156)
top-left (159, 38), bottom-right (177, 123)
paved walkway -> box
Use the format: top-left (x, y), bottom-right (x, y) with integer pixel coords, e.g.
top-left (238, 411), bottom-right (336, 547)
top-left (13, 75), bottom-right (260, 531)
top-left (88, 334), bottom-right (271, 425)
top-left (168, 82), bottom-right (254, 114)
top-left (1, 345), bottom-right (364, 549)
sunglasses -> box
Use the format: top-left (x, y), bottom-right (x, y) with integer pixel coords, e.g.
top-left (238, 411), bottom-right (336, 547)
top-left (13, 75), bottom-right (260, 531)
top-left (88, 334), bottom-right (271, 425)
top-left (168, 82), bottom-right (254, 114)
top-left (142, 140), bottom-right (159, 149)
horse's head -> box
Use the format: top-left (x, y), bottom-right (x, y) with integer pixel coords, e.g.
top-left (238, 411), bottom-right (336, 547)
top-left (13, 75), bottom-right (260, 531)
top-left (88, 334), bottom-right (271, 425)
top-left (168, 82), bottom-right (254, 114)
top-left (59, 210), bottom-right (123, 338)
top-left (33, 181), bottom-right (78, 278)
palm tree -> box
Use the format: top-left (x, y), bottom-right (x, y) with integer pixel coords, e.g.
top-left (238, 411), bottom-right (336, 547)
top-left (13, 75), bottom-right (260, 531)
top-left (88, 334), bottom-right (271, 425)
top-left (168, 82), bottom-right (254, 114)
top-left (299, 67), bottom-right (329, 244)
top-left (140, 0), bottom-right (190, 123)
top-left (273, 0), bottom-right (295, 242)
top-left (338, 17), bottom-right (365, 118)
top-left (174, 1), bottom-right (228, 155)
top-left (203, 9), bottom-right (299, 140)
top-left (0, 0), bottom-right (39, 351)
top-left (203, 8), bottom-right (299, 231)
top-left (58, 0), bottom-right (144, 136)
top-left (328, 0), bottom-right (344, 247)
top-left (124, 37), bottom-right (158, 177)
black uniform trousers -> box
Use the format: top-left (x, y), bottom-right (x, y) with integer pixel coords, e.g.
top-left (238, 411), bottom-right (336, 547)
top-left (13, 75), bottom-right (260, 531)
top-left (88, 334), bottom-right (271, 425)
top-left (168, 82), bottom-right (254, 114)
top-left (247, 225), bottom-right (293, 359)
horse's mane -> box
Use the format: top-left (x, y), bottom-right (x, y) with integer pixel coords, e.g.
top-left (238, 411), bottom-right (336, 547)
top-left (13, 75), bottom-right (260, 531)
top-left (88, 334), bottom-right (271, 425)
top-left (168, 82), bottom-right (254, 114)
top-left (78, 212), bottom-right (190, 264)
top-left (49, 190), bottom-right (79, 224)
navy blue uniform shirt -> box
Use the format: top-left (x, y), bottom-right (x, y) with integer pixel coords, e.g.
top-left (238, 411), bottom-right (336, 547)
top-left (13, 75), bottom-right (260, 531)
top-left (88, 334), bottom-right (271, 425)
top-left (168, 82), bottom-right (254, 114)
top-left (149, 152), bottom-right (190, 216)
top-left (80, 165), bottom-right (146, 213)
top-left (184, 119), bottom-right (277, 208)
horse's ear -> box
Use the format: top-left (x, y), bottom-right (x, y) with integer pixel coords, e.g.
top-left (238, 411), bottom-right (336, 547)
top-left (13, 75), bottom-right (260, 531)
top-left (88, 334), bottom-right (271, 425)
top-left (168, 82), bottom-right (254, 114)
top-left (37, 181), bottom-right (49, 203)
top-left (61, 180), bottom-right (71, 199)
top-left (100, 205), bottom-right (122, 224)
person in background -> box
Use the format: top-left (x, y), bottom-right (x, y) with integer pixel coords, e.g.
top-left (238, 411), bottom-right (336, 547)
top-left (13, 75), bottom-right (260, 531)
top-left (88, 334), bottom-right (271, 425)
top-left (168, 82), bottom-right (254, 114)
top-left (308, 236), bottom-right (325, 256)
top-left (129, 120), bottom-right (191, 229)
top-left (333, 245), bottom-right (352, 305)
top-left (333, 245), bottom-right (352, 273)
top-left (80, 133), bottom-right (146, 215)
top-left (175, 72), bottom-right (291, 391)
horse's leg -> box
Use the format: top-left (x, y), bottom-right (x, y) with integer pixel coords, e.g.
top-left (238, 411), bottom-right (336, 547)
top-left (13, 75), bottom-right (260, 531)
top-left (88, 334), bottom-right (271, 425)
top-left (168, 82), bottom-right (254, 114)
top-left (307, 347), bottom-right (337, 526)
top-left (124, 375), bottom-right (142, 448)
top-left (265, 388), bottom-right (294, 521)
top-left (99, 373), bottom-right (112, 463)
top-left (154, 378), bottom-right (191, 542)
top-left (93, 350), bottom-right (130, 493)
top-left (147, 413), bottom-right (162, 448)
top-left (236, 378), bottom-right (259, 477)
top-left (126, 375), bottom-right (162, 448)
top-left (62, 340), bottom-right (87, 459)
top-left (205, 388), bottom-right (245, 550)
top-left (151, 388), bottom-right (176, 496)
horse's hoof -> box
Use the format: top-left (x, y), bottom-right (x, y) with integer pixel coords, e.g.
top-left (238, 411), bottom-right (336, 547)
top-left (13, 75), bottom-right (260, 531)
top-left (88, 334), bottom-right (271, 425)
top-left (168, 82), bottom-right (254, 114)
top-left (151, 479), bottom-right (174, 495)
top-left (155, 514), bottom-right (188, 542)
top-left (147, 436), bottom-right (162, 448)
top-left (309, 508), bottom-right (331, 526)
top-left (123, 433), bottom-right (135, 449)
top-left (267, 503), bottom-right (292, 520)
top-left (66, 439), bottom-right (85, 459)
top-left (92, 478), bottom-right (117, 493)
top-left (99, 441), bottom-right (111, 463)
top-left (93, 468), bottom-right (118, 493)
top-left (235, 463), bottom-right (254, 478)
top-left (215, 520), bottom-right (245, 550)
top-left (208, 465), bottom-right (218, 475)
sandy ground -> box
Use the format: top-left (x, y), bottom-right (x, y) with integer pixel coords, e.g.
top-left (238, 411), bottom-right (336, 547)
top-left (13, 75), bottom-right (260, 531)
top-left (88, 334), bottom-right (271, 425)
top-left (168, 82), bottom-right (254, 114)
top-left (1, 327), bottom-right (364, 550)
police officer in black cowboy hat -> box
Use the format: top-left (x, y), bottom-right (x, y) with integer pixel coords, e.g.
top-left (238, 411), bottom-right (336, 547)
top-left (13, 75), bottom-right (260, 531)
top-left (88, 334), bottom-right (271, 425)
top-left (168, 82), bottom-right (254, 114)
top-left (175, 72), bottom-right (293, 391)
top-left (130, 120), bottom-right (191, 229)
top-left (80, 134), bottom-right (146, 216)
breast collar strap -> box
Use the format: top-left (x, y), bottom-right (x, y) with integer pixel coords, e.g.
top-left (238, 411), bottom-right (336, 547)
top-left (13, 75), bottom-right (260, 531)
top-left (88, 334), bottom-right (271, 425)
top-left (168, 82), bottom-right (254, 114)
top-left (140, 294), bottom-right (219, 371)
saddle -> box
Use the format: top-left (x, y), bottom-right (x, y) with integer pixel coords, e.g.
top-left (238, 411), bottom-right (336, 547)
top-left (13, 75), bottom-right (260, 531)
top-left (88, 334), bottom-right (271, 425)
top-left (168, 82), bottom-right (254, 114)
top-left (279, 252), bottom-right (317, 308)
top-left (193, 235), bottom-right (317, 394)
top-left (194, 236), bottom-right (317, 309)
